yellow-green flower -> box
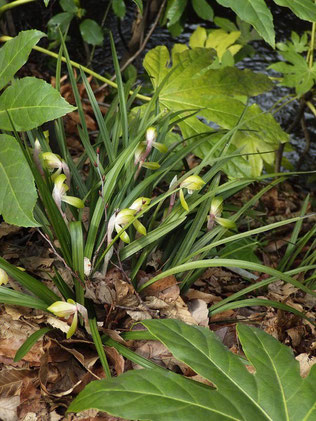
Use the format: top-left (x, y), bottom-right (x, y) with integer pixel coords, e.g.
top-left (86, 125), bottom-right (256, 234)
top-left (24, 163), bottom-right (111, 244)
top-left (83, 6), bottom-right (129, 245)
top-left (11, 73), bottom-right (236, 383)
top-left (0, 268), bottom-right (9, 285)
top-left (129, 197), bottom-right (151, 212)
top-left (180, 175), bottom-right (205, 194)
top-left (179, 175), bottom-right (205, 211)
top-left (42, 152), bottom-right (70, 183)
top-left (47, 299), bottom-right (88, 339)
top-left (47, 298), bottom-right (78, 339)
top-left (53, 174), bottom-right (84, 210)
top-left (113, 209), bottom-right (135, 243)
top-left (134, 127), bottom-right (167, 171)
top-left (208, 196), bottom-right (236, 230)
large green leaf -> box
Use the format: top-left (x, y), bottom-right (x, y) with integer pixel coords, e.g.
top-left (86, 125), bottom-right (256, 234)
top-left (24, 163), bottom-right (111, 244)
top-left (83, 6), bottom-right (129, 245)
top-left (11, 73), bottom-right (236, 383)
top-left (216, 0), bottom-right (275, 47)
top-left (0, 77), bottom-right (76, 131)
top-left (273, 0), bottom-right (316, 22)
top-left (0, 134), bottom-right (38, 227)
top-left (144, 46), bottom-right (287, 176)
top-left (0, 30), bottom-right (45, 90)
top-left (68, 319), bottom-right (316, 420)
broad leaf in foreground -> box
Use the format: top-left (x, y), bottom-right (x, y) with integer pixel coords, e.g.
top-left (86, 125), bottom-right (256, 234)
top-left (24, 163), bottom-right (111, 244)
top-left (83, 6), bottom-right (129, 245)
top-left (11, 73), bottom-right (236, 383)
top-left (68, 319), bottom-right (316, 420)
top-left (0, 77), bottom-right (76, 131)
top-left (0, 134), bottom-right (38, 227)
top-left (0, 29), bottom-right (45, 90)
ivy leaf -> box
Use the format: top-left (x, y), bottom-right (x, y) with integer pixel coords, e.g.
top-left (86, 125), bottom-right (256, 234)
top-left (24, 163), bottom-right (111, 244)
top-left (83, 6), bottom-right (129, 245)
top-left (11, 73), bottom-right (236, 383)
top-left (0, 134), bottom-right (39, 227)
top-left (192, 0), bottom-right (213, 21)
top-left (0, 30), bottom-right (45, 90)
top-left (0, 77), bottom-right (76, 131)
top-left (269, 51), bottom-right (316, 96)
top-left (216, 0), bottom-right (275, 47)
top-left (79, 19), bottom-right (104, 46)
top-left (273, 0), bottom-right (316, 22)
top-left (68, 319), bottom-right (316, 420)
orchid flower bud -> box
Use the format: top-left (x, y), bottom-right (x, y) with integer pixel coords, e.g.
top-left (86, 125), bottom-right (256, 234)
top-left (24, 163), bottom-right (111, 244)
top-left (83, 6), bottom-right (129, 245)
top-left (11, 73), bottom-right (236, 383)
top-left (180, 175), bottom-right (205, 194)
top-left (42, 152), bottom-right (70, 185)
top-left (129, 197), bottom-right (151, 213)
top-left (53, 174), bottom-right (84, 211)
top-left (179, 175), bottom-right (205, 211)
top-left (47, 298), bottom-right (78, 339)
top-left (114, 208), bottom-right (136, 243)
top-left (210, 196), bottom-right (223, 217)
top-left (0, 268), bottom-right (9, 285)
top-left (146, 127), bottom-right (157, 145)
top-left (47, 298), bottom-right (88, 339)
top-left (208, 196), bottom-right (236, 230)
top-left (134, 142), bottom-right (145, 165)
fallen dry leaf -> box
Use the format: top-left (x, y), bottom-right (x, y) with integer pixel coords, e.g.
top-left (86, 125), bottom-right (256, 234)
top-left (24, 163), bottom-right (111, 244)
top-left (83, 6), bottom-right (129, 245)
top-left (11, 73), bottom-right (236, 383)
top-left (188, 299), bottom-right (209, 327)
top-left (295, 353), bottom-right (316, 377)
top-left (0, 395), bottom-right (20, 421)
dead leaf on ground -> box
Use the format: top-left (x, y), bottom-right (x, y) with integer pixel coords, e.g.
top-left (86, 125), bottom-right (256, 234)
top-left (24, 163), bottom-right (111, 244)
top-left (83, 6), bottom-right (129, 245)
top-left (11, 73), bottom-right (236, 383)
top-left (0, 312), bottom-right (45, 366)
top-left (0, 368), bottom-right (37, 398)
top-left (0, 395), bottom-right (20, 421)
top-left (188, 299), bottom-right (209, 327)
top-left (296, 353), bottom-right (316, 377)
top-left (0, 223), bottom-right (22, 239)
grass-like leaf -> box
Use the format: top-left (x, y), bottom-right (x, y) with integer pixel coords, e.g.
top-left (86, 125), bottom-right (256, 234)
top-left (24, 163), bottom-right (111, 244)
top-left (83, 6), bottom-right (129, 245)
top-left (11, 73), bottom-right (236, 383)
top-left (14, 327), bottom-right (52, 362)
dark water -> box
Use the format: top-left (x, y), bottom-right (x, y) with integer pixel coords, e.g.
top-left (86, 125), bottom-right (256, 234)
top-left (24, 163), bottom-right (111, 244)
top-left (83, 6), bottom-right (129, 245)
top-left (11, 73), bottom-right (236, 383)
top-left (9, 0), bottom-right (316, 172)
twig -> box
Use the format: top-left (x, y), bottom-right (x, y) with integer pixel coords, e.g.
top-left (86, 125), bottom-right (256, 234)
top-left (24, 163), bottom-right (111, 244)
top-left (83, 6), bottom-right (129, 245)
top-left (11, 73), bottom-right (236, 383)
top-left (274, 98), bottom-right (307, 172)
top-left (297, 115), bottom-right (311, 170)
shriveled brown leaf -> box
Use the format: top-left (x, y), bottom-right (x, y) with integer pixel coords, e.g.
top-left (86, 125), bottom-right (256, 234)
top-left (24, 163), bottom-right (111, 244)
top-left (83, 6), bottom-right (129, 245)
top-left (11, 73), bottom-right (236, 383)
top-left (0, 368), bottom-right (36, 398)
top-left (185, 288), bottom-right (220, 304)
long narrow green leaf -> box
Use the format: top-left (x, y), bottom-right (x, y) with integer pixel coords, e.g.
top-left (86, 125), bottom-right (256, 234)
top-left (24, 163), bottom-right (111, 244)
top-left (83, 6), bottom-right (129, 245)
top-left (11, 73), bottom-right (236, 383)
top-left (209, 265), bottom-right (316, 313)
top-left (138, 259), bottom-right (316, 297)
top-left (14, 327), bottom-right (52, 362)
top-left (0, 287), bottom-right (48, 310)
top-left (88, 315), bottom-right (111, 378)
top-left (0, 258), bottom-right (59, 304)
top-left (109, 32), bottom-right (128, 147)
top-left (210, 298), bottom-right (315, 325)
top-left (80, 69), bottom-right (114, 163)
top-left (278, 195), bottom-right (309, 272)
